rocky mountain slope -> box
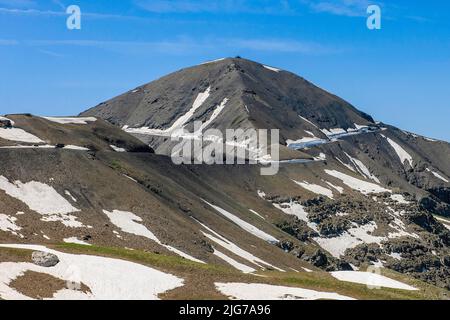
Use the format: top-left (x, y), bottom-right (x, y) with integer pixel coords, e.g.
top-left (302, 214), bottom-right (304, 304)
top-left (82, 58), bottom-right (450, 210)
top-left (0, 58), bottom-right (449, 300)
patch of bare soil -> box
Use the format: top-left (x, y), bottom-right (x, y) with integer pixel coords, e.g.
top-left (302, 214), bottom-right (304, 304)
top-left (0, 248), bottom-right (32, 263)
top-left (10, 271), bottom-right (91, 299)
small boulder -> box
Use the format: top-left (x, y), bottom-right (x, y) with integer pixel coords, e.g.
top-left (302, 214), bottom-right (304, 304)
top-left (309, 249), bottom-right (328, 267)
top-left (0, 119), bottom-right (12, 128)
top-left (32, 251), bottom-right (60, 267)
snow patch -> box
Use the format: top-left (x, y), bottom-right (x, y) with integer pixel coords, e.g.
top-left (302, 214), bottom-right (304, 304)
top-left (324, 181), bottom-right (344, 193)
top-left (330, 271), bottom-right (417, 291)
top-left (336, 157), bottom-right (356, 172)
top-left (196, 220), bottom-right (282, 272)
top-left (0, 145), bottom-right (55, 149)
top-left (426, 168), bottom-right (449, 183)
top-left (0, 214), bottom-right (22, 237)
top-left (215, 282), bottom-right (354, 300)
top-left (298, 115), bottom-right (319, 129)
top-left (344, 152), bottom-right (380, 183)
top-left (434, 216), bottom-right (450, 230)
top-left (292, 180), bottom-right (334, 199)
top-left (195, 98), bottom-right (228, 132)
top-left (103, 210), bottom-right (159, 242)
top-left (286, 137), bottom-right (327, 149)
top-left (273, 202), bottom-right (312, 227)
top-left (0, 244), bottom-right (183, 300)
top-left (265, 196), bottom-right (402, 259)
top-left (263, 65), bottom-right (281, 72)
top-left (125, 87), bottom-right (211, 136)
top-left (389, 252), bottom-right (402, 260)
top-left (0, 127), bottom-right (44, 144)
top-left (390, 194), bottom-right (410, 204)
top-left (103, 210), bottom-right (203, 263)
top-left (42, 117), bottom-right (97, 125)
top-left (203, 200), bottom-right (278, 244)
top-left (110, 145), bottom-right (126, 152)
top-left (164, 246), bottom-right (205, 264)
top-left (201, 58), bottom-right (225, 65)
top-left (257, 190), bottom-right (266, 199)
top-left (249, 209), bottom-right (266, 220)
top-left (123, 174), bottom-right (138, 183)
top-left (213, 249), bottom-right (256, 273)
top-left (324, 170), bottom-right (390, 195)
top-left (381, 135), bottom-right (414, 168)
top-left (64, 190), bottom-right (77, 202)
top-left (0, 176), bottom-right (84, 228)
top-left (63, 145), bottom-right (90, 151)
top-left (314, 222), bottom-right (386, 258)
top-left (63, 237), bottom-right (91, 246)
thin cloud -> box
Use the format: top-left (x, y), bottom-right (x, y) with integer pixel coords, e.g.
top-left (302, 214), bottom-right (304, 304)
top-left (135, 0), bottom-right (294, 15)
top-left (0, 6), bottom-right (144, 20)
top-left (228, 38), bottom-right (333, 54)
top-left (0, 0), bottom-right (35, 8)
top-left (0, 7), bottom-right (63, 16)
top-left (38, 49), bottom-right (65, 57)
top-left (405, 15), bottom-right (432, 23)
top-left (25, 37), bottom-right (337, 55)
top-left (52, 0), bottom-right (66, 10)
top-left (0, 39), bottom-right (19, 45)
top-left (304, 0), bottom-right (378, 17)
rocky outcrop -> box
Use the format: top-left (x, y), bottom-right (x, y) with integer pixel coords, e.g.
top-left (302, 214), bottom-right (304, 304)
top-left (0, 118), bottom-right (12, 128)
top-left (32, 251), bottom-right (60, 267)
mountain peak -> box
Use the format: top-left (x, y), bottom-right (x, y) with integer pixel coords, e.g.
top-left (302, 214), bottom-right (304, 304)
top-left (198, 56), bottom-right (282, 71)
top-left (81, 58), bottom-right (374, 147)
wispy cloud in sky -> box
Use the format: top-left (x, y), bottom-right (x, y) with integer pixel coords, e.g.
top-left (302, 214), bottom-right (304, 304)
top-left (135, 0), bottom-right (293, 15)
top-left (135, 0), bottom-right (376, 16)
top-left (51, 0), bottom-right (66, 10)
top-left (0, 7), bottom-right (63, 16)
top-left (0, 39), bottom-right (19, 45)
top-left (37, 49), bottom-right (65, 57)
top-left (23, 37), bottom-right (336, 55)
top-left (0, 0), bottom-right (36, 8)
top-left (305, 0), bottom-right (374, 17)
top-left (0, 6), bottom-right (146, 20)
top-left (228, 38), bottom-right (333, 53)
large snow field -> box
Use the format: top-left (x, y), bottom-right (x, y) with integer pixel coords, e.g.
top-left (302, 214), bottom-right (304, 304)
top-left (0, 244), bottom-right (183, 300)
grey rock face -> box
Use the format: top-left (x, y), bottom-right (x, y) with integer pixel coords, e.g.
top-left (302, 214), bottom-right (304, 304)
top-left (0, 119), bottom-right (12, 128)
top-left (32, 251), bottom-right (60, 267)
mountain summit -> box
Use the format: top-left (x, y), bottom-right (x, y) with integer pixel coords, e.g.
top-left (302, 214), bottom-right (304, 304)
top-left (81, 57), bottom-right (374, 150)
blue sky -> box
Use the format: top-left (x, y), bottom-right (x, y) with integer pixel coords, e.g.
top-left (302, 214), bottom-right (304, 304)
top-left (1, 0), bottom-right (449, 141)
